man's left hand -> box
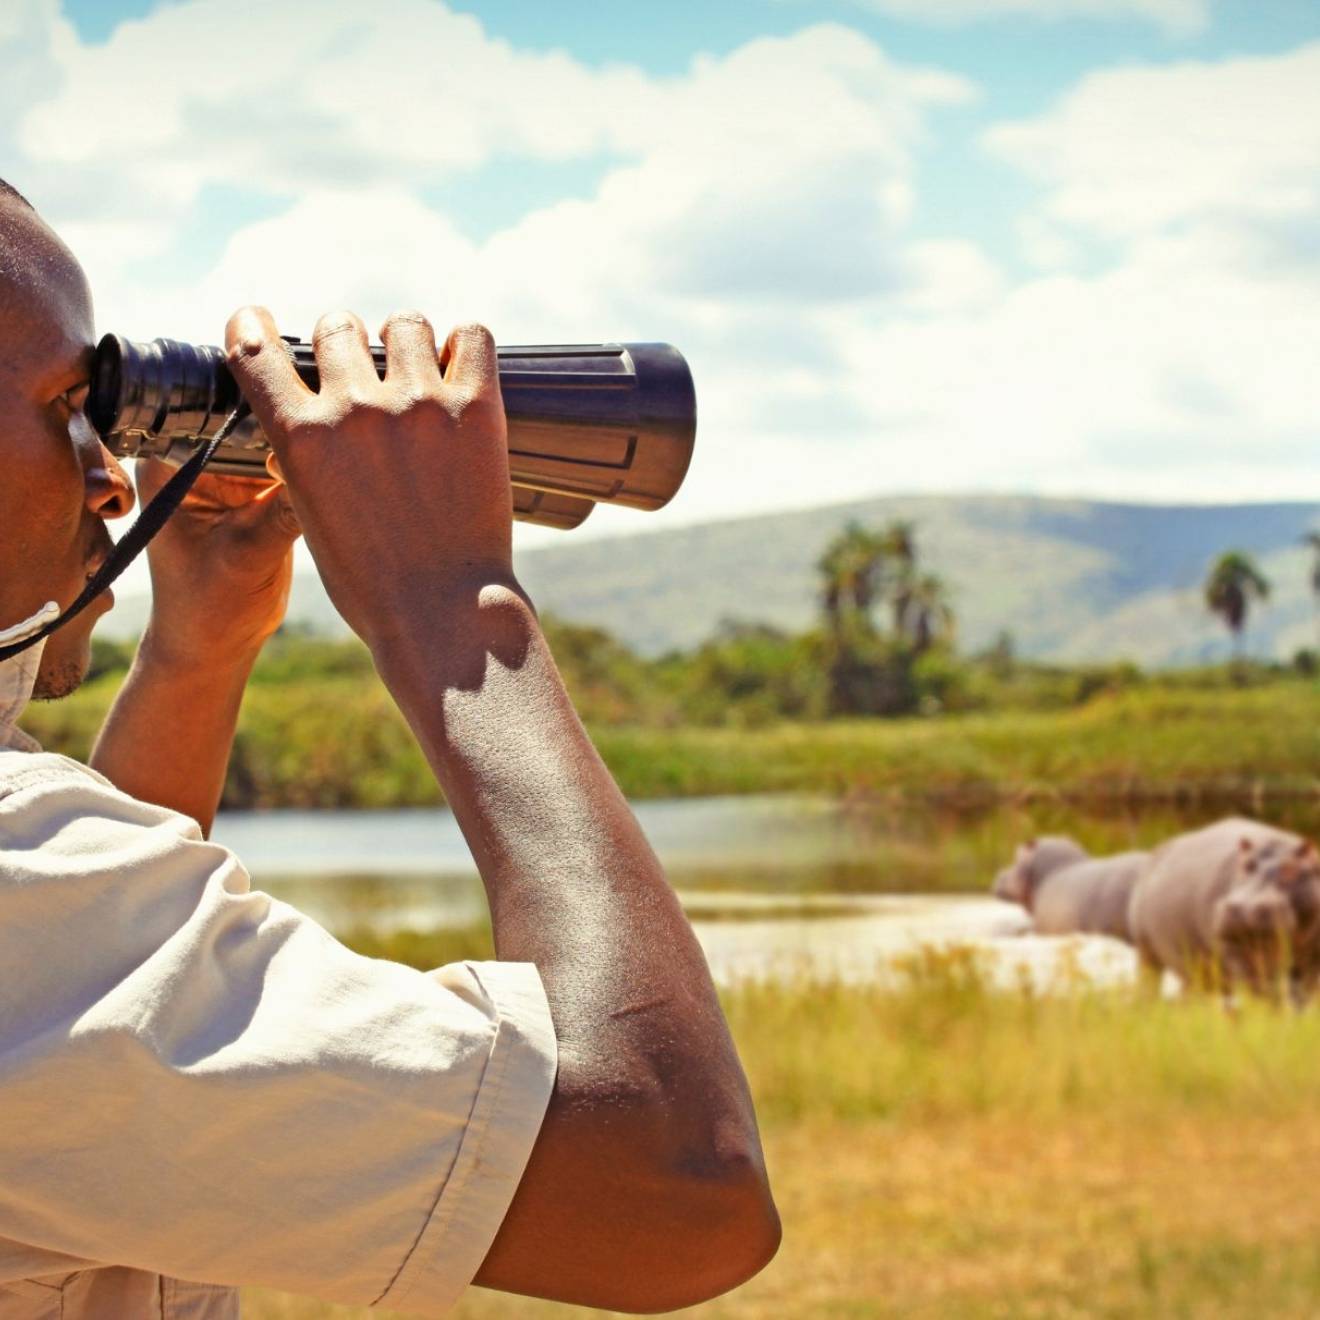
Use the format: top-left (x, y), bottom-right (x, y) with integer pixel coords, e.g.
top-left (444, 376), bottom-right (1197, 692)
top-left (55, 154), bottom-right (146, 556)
top-left (136, 458), bottom-right (301, 668)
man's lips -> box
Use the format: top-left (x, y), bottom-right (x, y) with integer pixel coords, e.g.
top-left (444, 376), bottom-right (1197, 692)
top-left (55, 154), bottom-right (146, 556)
top-left (83, 553), bottom-right (115, 607)
top-left (83, 533), bottom-right (114, 585)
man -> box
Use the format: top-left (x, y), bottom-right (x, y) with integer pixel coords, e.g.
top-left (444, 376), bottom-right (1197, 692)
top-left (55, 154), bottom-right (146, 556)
top-left (0, 179), bottom-right (779, 1317)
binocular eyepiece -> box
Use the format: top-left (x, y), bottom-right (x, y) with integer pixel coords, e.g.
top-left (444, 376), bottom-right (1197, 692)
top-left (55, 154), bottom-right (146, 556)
top-left (88, 334), bottom-right (697, 531)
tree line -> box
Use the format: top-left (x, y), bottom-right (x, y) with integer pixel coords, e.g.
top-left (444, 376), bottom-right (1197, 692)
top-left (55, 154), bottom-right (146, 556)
top-left (81, 521), bottom-right (1320, 731)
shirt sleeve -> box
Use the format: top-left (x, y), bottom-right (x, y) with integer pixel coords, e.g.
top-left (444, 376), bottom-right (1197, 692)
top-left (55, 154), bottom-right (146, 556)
top-left (0, 754), bottom-right (557, 1314)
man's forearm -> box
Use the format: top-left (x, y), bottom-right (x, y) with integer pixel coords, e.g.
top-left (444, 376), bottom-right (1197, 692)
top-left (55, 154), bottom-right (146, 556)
top-left (375, 579), bottom-right (736, 1065)
top-left (219, 306), bottom-right (777, 1309)
top-left (373, 577), bottom-right (778, 1309)
top-left (90, 625), bottom-right (256, 835)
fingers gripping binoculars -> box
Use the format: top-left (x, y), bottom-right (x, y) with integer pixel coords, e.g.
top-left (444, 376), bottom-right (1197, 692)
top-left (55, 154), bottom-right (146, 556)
top-left (87, 335), bottom-right (697, 530)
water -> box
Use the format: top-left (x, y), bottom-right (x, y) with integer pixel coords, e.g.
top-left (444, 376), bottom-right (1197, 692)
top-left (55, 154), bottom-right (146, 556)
top-left (211, 794), bottom-right (1320, 986)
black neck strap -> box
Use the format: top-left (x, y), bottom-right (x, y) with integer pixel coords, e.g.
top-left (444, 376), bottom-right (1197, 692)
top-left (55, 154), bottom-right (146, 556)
top-left (0, 404), bottom-right (249, 663)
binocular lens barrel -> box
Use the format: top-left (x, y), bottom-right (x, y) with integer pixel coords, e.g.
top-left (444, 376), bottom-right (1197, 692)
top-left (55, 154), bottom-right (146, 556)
top-left (88, 334), bottom-right (697, 531)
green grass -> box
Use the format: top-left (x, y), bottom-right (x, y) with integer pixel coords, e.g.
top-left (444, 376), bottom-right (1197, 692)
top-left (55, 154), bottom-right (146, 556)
top-left (593, 684), bottom-right (1320, 803)
top-left (336, 931), bottom-right (1320, 1129)
top-left (20, 678), bottom-right (1320, 809)
top-left (241, 951), bottom-right (1320, 1318)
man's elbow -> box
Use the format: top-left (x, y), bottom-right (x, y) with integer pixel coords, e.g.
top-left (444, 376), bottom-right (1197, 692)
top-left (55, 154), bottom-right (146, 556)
top-left (618, 1149), bottom-right (782, 1314)
top-left (674, 1157), bottom-right (782, 1311)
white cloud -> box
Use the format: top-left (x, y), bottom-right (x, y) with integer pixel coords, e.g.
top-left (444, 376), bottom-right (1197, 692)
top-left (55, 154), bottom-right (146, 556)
top-left (827, 244), bottom-right (1320, 496)
top-left (3, 0), bottom-right (1319, 558)
top-left (13, 3), bottom-right (966, 245)
top-left (13, 0), bottom-right (644, 234)
top-left (856, 43), bottom-right (1320, 499)
top-left (6, 5), bottom-right (974, 329)
top-left (986, 43), bottom-right (1320, 246)
top-left (841, 0), bottom-right (1208, 37)
top-left (0, 1), bottom-right (988, 543)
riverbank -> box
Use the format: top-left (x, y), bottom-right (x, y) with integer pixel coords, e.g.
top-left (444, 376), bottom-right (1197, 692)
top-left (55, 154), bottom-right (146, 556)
top-left (592, 682), bottom-right (1320, 802)
top-left (22, 677), bottom-right (1320, 808)
top-left (243, 953), bottom-right (1320, 1318)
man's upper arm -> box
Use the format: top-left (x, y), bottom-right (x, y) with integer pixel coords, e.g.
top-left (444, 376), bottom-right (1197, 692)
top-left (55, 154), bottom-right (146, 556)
top-left (0, 753), bottom-right (555, 1312)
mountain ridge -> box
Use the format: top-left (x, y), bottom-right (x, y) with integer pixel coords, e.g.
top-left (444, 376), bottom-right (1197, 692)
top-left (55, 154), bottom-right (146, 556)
top-left (99, 493), bottom-right (1320, 666)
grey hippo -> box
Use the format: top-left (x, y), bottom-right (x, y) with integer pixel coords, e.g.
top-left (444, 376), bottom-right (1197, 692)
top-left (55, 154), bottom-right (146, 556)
top-left (992, 836), bottom-right (1149, 941)
top-left (1127, 817), bottom-right (1320, 1001)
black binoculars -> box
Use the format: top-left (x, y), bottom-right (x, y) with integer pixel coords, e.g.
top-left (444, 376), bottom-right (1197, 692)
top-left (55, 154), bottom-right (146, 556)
top-left (87, 334), bottom-right (697, 530)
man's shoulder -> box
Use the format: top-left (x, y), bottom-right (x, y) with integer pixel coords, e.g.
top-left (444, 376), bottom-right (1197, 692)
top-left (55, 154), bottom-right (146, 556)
top-left (0, 747), bottom-right (112, 803)
top-left (0, 750), bottom-right (185, 842)
top-left (0, 748), bottom-right (219, 884)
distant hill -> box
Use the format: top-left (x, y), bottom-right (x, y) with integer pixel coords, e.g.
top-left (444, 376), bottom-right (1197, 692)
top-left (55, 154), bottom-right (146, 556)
top-left (100, 494), bottom-right (1320, 666)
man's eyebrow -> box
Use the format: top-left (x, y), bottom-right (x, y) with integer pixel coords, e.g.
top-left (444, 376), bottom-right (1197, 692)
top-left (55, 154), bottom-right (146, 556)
top-left (41, 345), bottom-right (95, 396)
top-left (43, 370), bottom-right (90, 401)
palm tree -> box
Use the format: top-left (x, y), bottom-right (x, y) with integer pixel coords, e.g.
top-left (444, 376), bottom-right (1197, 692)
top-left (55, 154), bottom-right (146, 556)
top-left (900, 573), bottom-right (956, 655)
top-left (1301, 531), bottom-right (1320, 648)
top-left (881, 520), bottom-right (916, 634)
top-left (816, 523), bottom-right (886, 634)
top-left (1204, 551), bottom-right (1270, 661)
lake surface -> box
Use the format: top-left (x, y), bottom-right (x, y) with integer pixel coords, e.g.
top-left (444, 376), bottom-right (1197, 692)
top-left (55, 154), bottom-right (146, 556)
top-left (212, 793), bottom-right (1320, 986)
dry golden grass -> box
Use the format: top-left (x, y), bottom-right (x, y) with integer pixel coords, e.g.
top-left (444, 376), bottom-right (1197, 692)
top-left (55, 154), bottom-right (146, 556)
top-left (242, 959), bottom-right (1320, 1318)
top-left (244, 1115), bottom-right (1320, 1319)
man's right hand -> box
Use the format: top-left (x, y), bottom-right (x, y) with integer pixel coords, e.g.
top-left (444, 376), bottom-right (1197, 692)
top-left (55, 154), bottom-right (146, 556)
top-left (225, 304), bottom-right (778, 1313)
top-left (223, 306), bottom-right (516, 653)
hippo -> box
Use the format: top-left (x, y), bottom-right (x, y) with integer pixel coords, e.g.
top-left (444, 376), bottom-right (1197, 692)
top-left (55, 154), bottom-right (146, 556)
top-left (992, 836), bottom-right (1149, 940)
top-left (1126, 817), bottom-right (1320, 1000)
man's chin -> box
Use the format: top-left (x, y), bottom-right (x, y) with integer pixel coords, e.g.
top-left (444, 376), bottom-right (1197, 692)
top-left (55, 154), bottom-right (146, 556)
top-left (31, 654), bottom-right (89, 701)
top-left (30, 584), bottom-right (116, 700)
top-left (31, 625), bottom-right (96, 701)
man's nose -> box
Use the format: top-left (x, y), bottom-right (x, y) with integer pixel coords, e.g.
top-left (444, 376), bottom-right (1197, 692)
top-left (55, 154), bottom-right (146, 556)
top-left (84, 442), bottom-right (135, 520)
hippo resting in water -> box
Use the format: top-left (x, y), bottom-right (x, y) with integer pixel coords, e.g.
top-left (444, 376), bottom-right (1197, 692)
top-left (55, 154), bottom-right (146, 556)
top-left (1127, 817), bottom-right (1320, 999)
top-left (992, 836), bottom-right (1148, 940)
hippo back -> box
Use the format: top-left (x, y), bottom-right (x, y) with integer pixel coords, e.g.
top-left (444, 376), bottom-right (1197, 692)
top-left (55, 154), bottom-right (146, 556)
top-left (1032, 852), bottom-right (1149, 940)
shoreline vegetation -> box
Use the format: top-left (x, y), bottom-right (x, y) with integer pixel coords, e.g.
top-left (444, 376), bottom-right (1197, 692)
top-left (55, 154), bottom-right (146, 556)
top-left (29, 516), bottom-right (1318, 811)
top-left (20, 633), bottom-right (1320, 810)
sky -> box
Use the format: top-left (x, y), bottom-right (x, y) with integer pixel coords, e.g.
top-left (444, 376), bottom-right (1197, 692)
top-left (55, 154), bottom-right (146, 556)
top-left (4, 0), bottom-right (1320, 560)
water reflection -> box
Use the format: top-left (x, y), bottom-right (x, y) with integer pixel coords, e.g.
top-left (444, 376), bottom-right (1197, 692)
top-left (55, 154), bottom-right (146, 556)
top-left (212, 794), bottom-right (1320, 985)
top-left (685, 896), bottom-right (1142, 989)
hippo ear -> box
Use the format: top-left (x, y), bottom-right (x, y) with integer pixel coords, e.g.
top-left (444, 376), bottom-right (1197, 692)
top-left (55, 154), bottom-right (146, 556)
top-left (1296, 840), bottom-right (1311, 858)
top-left (1240, 837), bottom-right (1254, 853)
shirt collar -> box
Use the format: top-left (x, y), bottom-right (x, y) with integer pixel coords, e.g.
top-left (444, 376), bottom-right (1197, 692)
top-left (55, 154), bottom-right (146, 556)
top-left (0, 636), bottom-right (49, 754)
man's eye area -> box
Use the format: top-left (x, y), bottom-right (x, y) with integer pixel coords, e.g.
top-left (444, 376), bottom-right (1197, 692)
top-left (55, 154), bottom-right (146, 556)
top-left (58, 382), bottom-right (91, 413)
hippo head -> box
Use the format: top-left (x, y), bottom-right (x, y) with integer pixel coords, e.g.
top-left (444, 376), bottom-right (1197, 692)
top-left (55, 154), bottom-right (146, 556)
top-left (992, 842), bottom-right (1034, 905)
top-left (1213, 835), bottom-right (1320, 997)
top-left (992, 836), bottom-right (1089, 910)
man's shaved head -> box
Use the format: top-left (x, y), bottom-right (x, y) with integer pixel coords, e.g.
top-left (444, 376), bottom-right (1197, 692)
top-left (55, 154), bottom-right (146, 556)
top-left (0, 178), bottom-right (134, 700)
top-left (0, 177), bottom-right (33, 210)
top-left (0, 180), bottom-right (85, 327)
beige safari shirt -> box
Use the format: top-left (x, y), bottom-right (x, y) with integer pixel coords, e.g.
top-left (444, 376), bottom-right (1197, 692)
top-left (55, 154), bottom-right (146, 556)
top-left (0, 741), bottom-right (557, 1319)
